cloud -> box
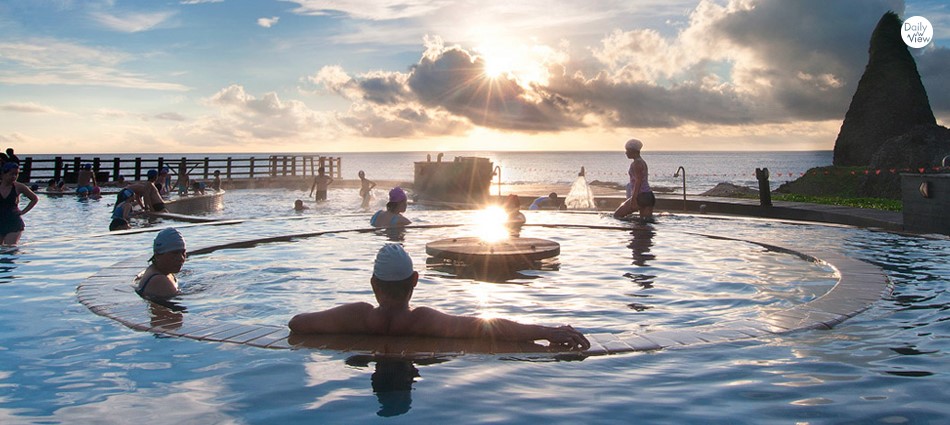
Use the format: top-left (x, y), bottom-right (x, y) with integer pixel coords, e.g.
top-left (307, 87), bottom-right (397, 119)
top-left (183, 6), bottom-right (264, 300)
top-left (185, 84), bottom-right (341, 144)
top-left (0, 39), bottom-right (189, 91)
top-left (257, 16), bottom-right (280, 28)
top-left (154, 112), bottom-right (188, 121)
top-left (180, 0), bottom-right (224, 4)
top-left (308, 0), bottom-right (948, 139)
top-left (1, 102), bottom-right (67, 114)
top-left (90, 10), bottom-right (177, 33)
top-left (282, 0), bottom-right (452, 21)
top-left (917, 46), bottom-right (950, 111)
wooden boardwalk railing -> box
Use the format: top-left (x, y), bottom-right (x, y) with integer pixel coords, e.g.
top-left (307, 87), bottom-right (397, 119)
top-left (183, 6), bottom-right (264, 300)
top-left (19, 155), bottom-right (341, 184)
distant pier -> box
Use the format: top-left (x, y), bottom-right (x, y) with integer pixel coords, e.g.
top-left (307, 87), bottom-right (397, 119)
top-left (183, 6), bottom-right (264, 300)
top-left (18, 154), bottom-right (342, 186)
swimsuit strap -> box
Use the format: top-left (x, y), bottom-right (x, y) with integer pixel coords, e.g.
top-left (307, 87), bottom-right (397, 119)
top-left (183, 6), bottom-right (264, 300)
top-left (135, 273), bottom-right (160, 296)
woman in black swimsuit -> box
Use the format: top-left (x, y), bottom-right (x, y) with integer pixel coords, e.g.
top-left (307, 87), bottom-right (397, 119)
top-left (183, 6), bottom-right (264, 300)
top-left (135, 228), bottom-right (187, 299)
top-left (0, 162), bottom-right (39, 246)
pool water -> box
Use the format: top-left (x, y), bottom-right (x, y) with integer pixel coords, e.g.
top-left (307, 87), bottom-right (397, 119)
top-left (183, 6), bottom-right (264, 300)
top-left (2, 189), bottom-right (948, 423)
top-left (181, 225), bottom-right (837, 333)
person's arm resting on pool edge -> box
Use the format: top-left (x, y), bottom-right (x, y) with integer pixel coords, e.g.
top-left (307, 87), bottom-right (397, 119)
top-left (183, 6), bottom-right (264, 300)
top-left (410, 307), bottom-right (590, 350)
top-left (288, 305), bottom-right (590, 350)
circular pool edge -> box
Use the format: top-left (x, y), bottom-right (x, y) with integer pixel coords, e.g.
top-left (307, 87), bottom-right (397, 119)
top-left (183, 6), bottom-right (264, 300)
top-left (76, 223), bottom-right (892, 358)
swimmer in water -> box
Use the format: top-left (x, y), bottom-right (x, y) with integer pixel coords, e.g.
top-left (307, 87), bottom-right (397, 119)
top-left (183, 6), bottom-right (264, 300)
top-left (134, 228), bottom-right (187, 300)
top-left (288, 244), bottom-right (589, 350)
top-left (370, 187), bottom-right (411, 228)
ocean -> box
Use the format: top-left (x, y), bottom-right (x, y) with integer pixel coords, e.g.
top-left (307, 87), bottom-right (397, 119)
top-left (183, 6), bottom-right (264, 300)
top-left (23, 150), bottom-right (832, 195)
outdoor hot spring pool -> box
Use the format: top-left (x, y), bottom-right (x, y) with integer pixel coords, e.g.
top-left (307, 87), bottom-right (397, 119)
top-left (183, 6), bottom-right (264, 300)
top-left (1, 188), bottom-right (947, 423)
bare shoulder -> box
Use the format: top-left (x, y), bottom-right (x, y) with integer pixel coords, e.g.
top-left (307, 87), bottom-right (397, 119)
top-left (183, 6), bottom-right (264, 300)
top-left (288, 302), bottom-right (375, 334)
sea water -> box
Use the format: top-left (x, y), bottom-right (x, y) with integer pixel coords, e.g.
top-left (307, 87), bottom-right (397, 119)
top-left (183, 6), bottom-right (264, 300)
top-left (24, 150), bottom-right (833, 194)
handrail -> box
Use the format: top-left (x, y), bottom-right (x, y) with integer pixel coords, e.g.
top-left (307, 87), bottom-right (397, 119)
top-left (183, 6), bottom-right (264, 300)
top-left (674, 166), bottom-right (687, 212)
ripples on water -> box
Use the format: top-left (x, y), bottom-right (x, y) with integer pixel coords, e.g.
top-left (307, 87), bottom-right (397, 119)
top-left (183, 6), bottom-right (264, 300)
top-left (0, 188), bottom-right (946, 423)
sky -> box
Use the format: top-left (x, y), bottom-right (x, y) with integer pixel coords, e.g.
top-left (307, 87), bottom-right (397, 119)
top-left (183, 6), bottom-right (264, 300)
top-left (1, 0), bottom-right (948, 154)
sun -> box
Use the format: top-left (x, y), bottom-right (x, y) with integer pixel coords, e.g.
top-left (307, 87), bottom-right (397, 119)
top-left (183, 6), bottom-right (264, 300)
top-left (476, 42), bottom-right (550, 86)
top-left (483, 52), bottom-right (517, 79)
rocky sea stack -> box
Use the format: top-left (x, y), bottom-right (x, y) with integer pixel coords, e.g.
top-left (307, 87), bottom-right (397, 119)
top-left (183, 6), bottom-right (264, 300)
top-left (832, 11), bottom-right (936, 167)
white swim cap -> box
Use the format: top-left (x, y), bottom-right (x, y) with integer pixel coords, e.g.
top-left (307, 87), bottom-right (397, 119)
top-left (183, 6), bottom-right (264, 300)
top-left (153, 227), bottom-right (186, 254)
top-left (625, 138), bottom-right (643, 151)
top-left (373, 243), bottom-right (414, 282)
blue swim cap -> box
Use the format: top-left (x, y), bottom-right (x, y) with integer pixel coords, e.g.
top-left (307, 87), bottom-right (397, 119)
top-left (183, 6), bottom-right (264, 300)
top-left (1, 162), bottom-right (18, 173)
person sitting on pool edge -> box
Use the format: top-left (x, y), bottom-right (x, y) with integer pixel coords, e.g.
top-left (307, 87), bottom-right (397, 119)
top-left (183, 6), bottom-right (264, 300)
top-left (528, 192), bottom-right (562, 210)
top-left (288, 244), bottom-right (590, 350)
top-left (134, 227), bottom-right (187, 300)
top-left (370, 187), bottom-right (412, 228)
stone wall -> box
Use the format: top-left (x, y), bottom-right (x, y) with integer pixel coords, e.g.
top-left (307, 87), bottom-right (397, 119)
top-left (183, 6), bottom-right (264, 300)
top-left (902, 173), bottom-right (950, 235)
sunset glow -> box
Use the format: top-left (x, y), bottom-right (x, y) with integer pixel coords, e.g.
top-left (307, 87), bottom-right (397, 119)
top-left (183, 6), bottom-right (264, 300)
top-left (0, 1), bottom-right (946, 154)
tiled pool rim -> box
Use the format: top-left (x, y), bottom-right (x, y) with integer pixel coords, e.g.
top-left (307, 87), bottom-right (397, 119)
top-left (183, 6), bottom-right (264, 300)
top-left (76, 223), bottom-right (892, 358)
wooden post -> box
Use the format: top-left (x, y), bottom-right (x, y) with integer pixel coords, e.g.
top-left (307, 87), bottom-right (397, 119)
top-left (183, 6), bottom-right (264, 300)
top-left (19, 157), bottom-right (32, 183)
top-left (157, 157), bottom-right (164, 173)
top-left (134, 157), bottom-right (142, 181)
top-left (54, 156), bottom-right (63, 181)
top-left (112, 157), bottom-right (120, 181)
top-left (203, 157), bottom-right (210, 179)
top-left (291, 156), bottom-right (297, 177)
top-left (227, 157), bottom-right (233, 179)
top-left (250, 157), bottom-right (256, 178)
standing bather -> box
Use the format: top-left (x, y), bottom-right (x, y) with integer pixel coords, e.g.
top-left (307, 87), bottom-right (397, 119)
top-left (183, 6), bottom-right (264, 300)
top-left (613, 138), bottom-right (655, 221)
top-left (0, 162), bottom-right (38, 246)
top-left (358, 170), bottom-right (377, 209)
top-left (76, 163), bottom-right (97, 194)
top-left (370, 188), bottom-right (412, 228)
top-left (309, 166), bottom-right (334, 202)
top-left (135, 228), bottom-right (187, 300)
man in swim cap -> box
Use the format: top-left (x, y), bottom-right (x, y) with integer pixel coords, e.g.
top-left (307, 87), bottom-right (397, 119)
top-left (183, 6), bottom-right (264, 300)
top-left (76, 163), bottom-right (97, 194)
top-left (613, 138), bottom-right (655, 221)
top-left (288, 244), bottom-right (590, 350)
top-left (139, 169), bottom-right (166, 212)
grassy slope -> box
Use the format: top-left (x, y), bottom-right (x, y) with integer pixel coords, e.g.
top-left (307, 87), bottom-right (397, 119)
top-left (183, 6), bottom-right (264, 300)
top-left (773, 166), bottom-right (902, 211)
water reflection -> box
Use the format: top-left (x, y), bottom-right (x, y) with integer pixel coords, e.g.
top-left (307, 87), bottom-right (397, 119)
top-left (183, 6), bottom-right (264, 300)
top-left (147, 300), bottom-right (186, 331)
top-left (627, 225), bottom-right (655, 267)
top-left (425, 256), bottom-right (558, 283)
top-left (0, 251), bottom-right (18, 284)
top-left (376, 227), bottom-right (406, 242)
top-left (345, 355), bottom-right (448, 417)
